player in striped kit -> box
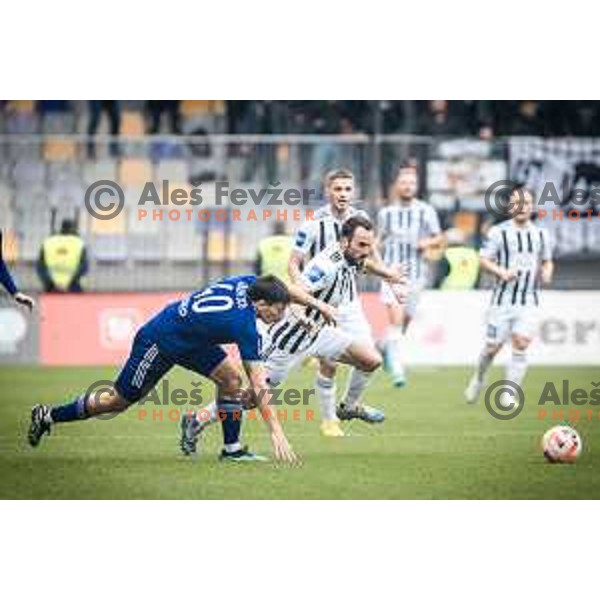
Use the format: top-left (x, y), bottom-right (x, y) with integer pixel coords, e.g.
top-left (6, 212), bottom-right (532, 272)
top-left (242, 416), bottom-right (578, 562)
top-left (464, 186), bottom-right (554, 405)
top-left (288, 169), bottom-right (387, 437)
top-left (378, 166), bottom-right (444, 387)
top-left (267, 215), bottom-right (405, 427)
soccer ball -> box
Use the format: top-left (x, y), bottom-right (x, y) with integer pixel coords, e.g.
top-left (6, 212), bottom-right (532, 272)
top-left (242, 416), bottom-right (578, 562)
top-left (542, 425), bottom-right (582, 463)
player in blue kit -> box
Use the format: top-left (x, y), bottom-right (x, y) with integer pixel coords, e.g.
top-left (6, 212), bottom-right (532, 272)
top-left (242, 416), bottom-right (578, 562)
top-left (0, 230), bottom-right (35, 311)
top-left (27, 274), bottom-right (335, 463)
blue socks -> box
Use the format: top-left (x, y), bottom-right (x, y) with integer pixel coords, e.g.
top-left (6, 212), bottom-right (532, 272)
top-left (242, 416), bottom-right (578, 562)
top-left (217, 398), bottom-right (243, 452)
top-left (50, 395), bottom-right (90, 423)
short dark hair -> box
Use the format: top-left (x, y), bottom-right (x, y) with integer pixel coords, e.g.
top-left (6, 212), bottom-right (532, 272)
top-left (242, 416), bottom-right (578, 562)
top-left (247, 275), bottom-right (290, 305)
top-left (341, 215), bottom-right (373, 239)
top-left (60, 219), bottom-right (77, 235)
top-left (325, 168), bottom-right (354, 186)
top-left (510, 183), bottom-right (533, 197)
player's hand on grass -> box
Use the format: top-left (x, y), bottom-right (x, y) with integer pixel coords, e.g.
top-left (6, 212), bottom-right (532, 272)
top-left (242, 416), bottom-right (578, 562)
top-left (270, 430), bottom-right (299, 464)
top-left (13, 292), bottom-right (35, 312)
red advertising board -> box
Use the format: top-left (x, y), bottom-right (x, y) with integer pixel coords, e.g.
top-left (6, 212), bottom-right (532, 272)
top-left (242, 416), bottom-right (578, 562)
top-left (40, 293), bottom-right (177, 365)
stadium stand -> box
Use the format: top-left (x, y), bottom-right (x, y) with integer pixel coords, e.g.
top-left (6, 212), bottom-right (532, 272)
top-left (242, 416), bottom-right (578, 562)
top-left (1, 101), bottom-right (599, 291)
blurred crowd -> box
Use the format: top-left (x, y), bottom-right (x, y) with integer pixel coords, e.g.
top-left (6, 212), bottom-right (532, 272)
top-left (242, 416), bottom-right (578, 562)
top-left (227, 100), bottom-right (600, 138)
top-left (3, 100), bottom-right (600, 138)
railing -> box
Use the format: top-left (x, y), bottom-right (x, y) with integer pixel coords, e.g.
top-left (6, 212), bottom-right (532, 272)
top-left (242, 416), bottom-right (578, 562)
top-left (1, 134), bottom-right (599, 292)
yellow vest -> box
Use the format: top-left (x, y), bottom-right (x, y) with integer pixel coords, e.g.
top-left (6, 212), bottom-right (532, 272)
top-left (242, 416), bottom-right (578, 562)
top-left (441, 247), bottom-right (479, 290)
top-left (42, 234), bottom-right (84, 291)
top-left (258, 235), bottom-right (292, 283)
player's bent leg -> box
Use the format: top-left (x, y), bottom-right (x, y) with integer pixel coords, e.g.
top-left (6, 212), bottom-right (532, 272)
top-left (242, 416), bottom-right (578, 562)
top-left (203, 356), bottom-right (267, 462)
top-left (335, 343), bottom-right (385, 423)
top-left (28, 386), bottom-right (129, 448)
top-left (383, 300), bottom-right (409, 386)
top-left (27, 330), bottom-right (171, 448)
top-left (505, 333), bottom-right (531, 392)
top-left (464, 341), bottom-right (503, 404)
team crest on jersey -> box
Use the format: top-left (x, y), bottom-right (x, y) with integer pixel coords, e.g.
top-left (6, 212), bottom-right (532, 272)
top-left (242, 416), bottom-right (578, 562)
top-left (295, 231), bottom-right (307, 248)
top-left (307, 265), bottom-right (325, 283)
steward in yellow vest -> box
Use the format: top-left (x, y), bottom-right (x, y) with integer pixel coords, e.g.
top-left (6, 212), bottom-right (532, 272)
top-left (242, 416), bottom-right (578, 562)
top-left (440, 246), bottom-right (480, 290)
top-left (255, 222), bottom-right (292, 284)
top-left (37, 219), bottom-right (88, 292)
top-left (433, 229), bottom-right (480, 290)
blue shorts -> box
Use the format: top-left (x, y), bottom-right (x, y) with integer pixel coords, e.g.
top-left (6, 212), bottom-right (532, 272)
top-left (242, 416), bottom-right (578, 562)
top-left (114, 329), bottom-right (227, 403)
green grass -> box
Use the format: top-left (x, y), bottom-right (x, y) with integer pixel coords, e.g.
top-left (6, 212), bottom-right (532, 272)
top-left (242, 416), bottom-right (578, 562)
top-left (1, 364), bottom-right (599, 499)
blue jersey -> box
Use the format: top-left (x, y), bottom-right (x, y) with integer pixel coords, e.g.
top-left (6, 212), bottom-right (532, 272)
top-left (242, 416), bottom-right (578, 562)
top-left (0, 231), bottom-right (18, 295)
top-left (143, 274), bottom-right (261, 363)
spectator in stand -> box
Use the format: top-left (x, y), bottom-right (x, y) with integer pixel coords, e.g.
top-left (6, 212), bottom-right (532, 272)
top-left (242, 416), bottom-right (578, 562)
top-left (417, 100), bottom-right (464, 136)
top-left (563, 101), bottom-right (600, 136)
top-left (146, 101), bottom-right (181, 134)
top-left (87, 100), bottom-right (121, 158)
top-left (509, 100), bottom-right (544, 136)
top-left (240, 101), bottom-right (289, 181)
top-left (0, 231), bottom-right (35, 311)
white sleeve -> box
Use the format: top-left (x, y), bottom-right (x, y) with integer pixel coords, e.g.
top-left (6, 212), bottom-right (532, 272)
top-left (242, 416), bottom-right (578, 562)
top-left (292, 221), bottom-right (317, 257)
top-left (480, 226), bottom-right (502, 261)
top-left (424, 205), bottom-right (441, 236)
top-left (299, 255), bottom-right (337, 294)
top-left (376, 208), bottom-right (388, 238)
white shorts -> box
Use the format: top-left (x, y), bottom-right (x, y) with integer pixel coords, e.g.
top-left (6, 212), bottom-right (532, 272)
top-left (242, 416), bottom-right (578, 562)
top-left (380, 281), bottom-right (422, 318)
top-left (336, 300), bottom-right (375, 348)
top-left (265, 325), bottom-right (353, 387)
top-left (485, 303), bottom-right (539, 344)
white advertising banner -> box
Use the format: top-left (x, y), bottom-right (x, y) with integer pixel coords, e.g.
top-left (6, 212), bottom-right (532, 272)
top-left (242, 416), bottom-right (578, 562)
top-left (400, 291), bottom-right (600, 365)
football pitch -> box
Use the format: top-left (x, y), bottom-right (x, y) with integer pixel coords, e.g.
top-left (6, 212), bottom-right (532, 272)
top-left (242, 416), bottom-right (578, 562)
top-left (1, 364), bottom-right (599, 499)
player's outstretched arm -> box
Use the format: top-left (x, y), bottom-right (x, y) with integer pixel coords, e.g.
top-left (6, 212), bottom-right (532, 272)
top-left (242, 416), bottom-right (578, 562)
top-left (285, 282), bottom-right (337, 326)
top-left (480, 256), bottom-right (515, 282)
top-left (417, 232), bottom-right (445, 251)
top-left (288, 249), bottom-right (305, 285)
top-left (243, 361), bottom-right (299, 464)
top-left (0, 257), bottom-right (35, 312)
top-left (363, 257), bottom-right (406, 284)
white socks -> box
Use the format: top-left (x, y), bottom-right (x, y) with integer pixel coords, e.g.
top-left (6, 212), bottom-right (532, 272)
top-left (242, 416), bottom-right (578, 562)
top-left (384, 326), bottom-right (405, 376)
top-left (474, 347), bottom-right (528, 387)
top-left (476, 350), bottom-right (494, 382)
top-left (194, 400), bottom-right (219, 428)
top-left (343, 369), bottom-right (373, 410)
top-left (506, 349), bottom-right (528, 387)
top-left (315, 374), bottom-right (337, 421)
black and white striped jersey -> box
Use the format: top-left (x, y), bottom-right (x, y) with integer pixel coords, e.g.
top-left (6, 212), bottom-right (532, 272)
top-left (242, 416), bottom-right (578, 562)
top-left (377, 199), bottom-right (441, 285)
top-left (293, 204), bottom-right (370, 261)
top-left (264, 243), bottom-right (358, 355)
top-left (480, 220), bottom-right (553, 307)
